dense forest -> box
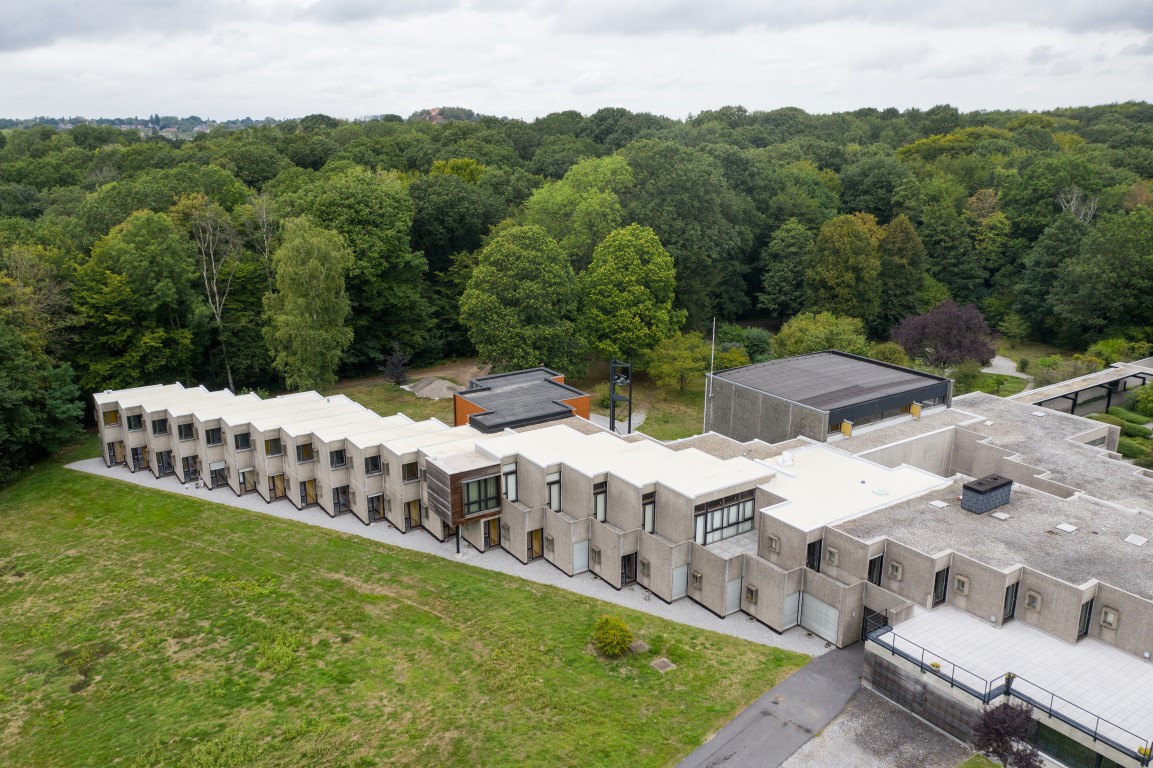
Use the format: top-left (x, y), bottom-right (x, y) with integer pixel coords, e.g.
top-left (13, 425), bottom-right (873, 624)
top-left (3, 102), bottom-right (1153, 481)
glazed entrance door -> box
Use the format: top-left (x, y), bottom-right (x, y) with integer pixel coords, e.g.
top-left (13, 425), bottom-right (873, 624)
top-left (527, 529), bottom-right (543, 561)
top-left (484, 518), bottom-right (501, 549)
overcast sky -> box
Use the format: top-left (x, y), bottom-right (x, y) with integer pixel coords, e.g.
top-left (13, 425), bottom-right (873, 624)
top-left (2, 0), bottom-right (1152, 120)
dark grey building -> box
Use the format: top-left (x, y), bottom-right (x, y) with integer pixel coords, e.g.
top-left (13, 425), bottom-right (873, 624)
top-left (704, 351), bottom-right (952, 443)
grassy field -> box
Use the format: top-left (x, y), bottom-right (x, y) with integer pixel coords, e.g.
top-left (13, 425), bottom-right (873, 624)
top-left (963, 373), bottom-right (1030, 397)
top-left (0, 440), bottom-right (806, 768)
top-left (956, 754), bottom-right (998, 768)
top-left (997, 339), bottom-right (1073, 366)
top-left (325, 379), bottom-right (454, 423)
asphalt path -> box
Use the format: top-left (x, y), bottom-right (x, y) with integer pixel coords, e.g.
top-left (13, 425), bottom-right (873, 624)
top-left (677, 643), bottom-right (864, 768)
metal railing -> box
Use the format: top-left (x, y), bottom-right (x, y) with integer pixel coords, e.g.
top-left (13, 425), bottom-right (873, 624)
top-left (866, 626), bottom-right (1152, 766)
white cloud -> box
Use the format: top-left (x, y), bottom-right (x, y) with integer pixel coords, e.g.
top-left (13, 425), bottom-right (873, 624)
top-left (0, 1), bottom-right (1150, 119)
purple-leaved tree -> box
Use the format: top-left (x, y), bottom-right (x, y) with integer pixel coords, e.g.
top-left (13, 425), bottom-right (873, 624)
top-left (971, 702), bottom-right (1043, 768)
top-left (892, 300), bottom-right (996, 368)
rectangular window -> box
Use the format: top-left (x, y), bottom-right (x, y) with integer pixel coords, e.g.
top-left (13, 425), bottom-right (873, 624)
top-left (1077, 598), bottom-right (1093, 639)
top-left (239, 468), bottom-right (257, 494)
top-left (330, 449), bottom-right (346, 469)
top-left (402, 461), bottom-right (419, 483)
top-left (593, 481), bottom-right (607, 522)
top-left (502, 462), bottom-right (518, 501)
top-left (264, 437), bottom-right (282, 456)
top-left (103, 410), bottom-right (120, 427)
top-left (546, 471), bottom-right (561, 512)
top-left (868, 554), bottom-right (884, 586)
top-left (234, 432), bottom-right (251, 451)
top-left (642, 491), bottom-right (656, 534)
top-left (126, 414), bottom-right (143, 431)
top-left (933, 567), bottom-right (950, 606)
top-left (268, 473), bottom-right (286, 499)
top-left (157, 450), bottom-right (174, 476)
top-left (1003, 582), bottom-right (1019, 622)
top-left (181, 455), bottom-right (199, 483)
top-left (693, 490), bottom-right (755, 545)
top-left (332, 485), bottom-right (350, 514)
top-left (296, 443), bottom-right (314, 463)
top-left (367, 493), bottom-right (384, 521)
top-left (463, 475), bottom-right (500, 516)
top-left (151, 418), bottom-right (169, 436)
top-left (177, 422), bottom-right (195, 441)
top-left (364, 455), bottom-right (382, 475)
top-left (806, 539), bottom-right (823, 572)
top-left (205, 427), bottom-right (222, 446)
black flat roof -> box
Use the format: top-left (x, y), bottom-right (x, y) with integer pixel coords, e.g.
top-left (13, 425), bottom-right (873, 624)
top-left (712, 351), bottom-right (949, 413)
top-left (458, 369), bottom-right (587, 433)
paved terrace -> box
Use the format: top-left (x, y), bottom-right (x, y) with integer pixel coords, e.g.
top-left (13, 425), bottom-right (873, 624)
top-left (877, 606), bottom-right (1153, 751)
top-left (67, 458), bottom-right (830, 657)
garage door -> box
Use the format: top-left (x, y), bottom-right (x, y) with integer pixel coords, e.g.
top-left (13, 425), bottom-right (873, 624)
top-left (800, 593), bottom-right (840, 643)
top-left (783, 592), bottom-right (801, 629)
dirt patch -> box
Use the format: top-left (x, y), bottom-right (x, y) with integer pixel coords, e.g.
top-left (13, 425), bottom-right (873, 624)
top-left (321, 572), bottom-right (454, 623)
top-left (335, 359), bottom-right (489, 389)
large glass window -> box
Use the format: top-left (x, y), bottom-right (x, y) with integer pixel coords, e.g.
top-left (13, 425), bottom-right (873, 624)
top-left (126, 414), bottom-right (143, 431)
top-left (265, 437), bottom-right (282, 456)
top-left (693, 490), bottom-right (755, 545)
top-left (502, 462), bottom-right (518, 501)
top-left (329, 449), bottom-right (346, 468)
top-left (234, 432), bottom-right (252, 451)
top-left (402, 461), bottom-right (419, 483)
top-left (103, 410), bottom-right (120, 427)
top-left (368, 493), bottom-right (385, 521)
top-left (151, 418), bottom-right (169, 436)
top-left (546, 471), bottom-right (561, 511)
top-left (332, 485), bottom-right (350, 514)
top-left (463, 476), bottom-right (500, 516)
top-left (364, 455), bottom-right (382, 475)
top-left (296, 443), bottom-right (314, 463)
top-left (177, 422), bottom-right (195, 441)
top-left (593, 481), bottom-right (607, 522)
top-left (205, 427), bottom-right (222, 445)
top-left (642, 491), bottom-right (656, 534)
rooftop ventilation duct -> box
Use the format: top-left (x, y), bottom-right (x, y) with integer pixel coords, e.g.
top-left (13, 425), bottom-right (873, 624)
top-left (961, 475), bottom-right (1013, 514)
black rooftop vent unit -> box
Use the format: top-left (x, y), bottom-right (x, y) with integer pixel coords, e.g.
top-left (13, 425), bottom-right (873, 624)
top-left (961, 475), bottom-right (1013, 514)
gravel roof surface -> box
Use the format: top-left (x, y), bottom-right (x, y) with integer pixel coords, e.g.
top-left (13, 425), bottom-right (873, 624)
top-left (836, 478), bottom-right (1153, 599)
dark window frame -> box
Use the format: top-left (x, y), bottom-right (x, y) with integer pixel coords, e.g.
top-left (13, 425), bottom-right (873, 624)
top-left (205, 427), bottom-right (223, 446)
top-left (151, 417), bottom-right (169, 436)
top-left (126, 413), bottom-right (143, 431)
top-left (329, 448), bottom-right (347, 469)
top-left (177, 422), bottom-right (195, 441)
top-left (296, 443), bottom-right (315, 463)
top-left (234, 432), bottom-right (252, 451)
top-left (593, 481), bottom-right (607, 522)
top-left (401, 461), bottom-right (419, 483)
top-left (694, 490), bottom-right (755, 545)
top-left (264, 437), bottom-right (283, 456)
top-left (463, 475), bottom-right (501, 516)
top-left (642, 491), bottom-right (656, 534)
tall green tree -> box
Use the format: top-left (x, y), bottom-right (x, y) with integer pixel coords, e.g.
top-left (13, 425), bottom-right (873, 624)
top-left (873, 214), bottom-right (926, 336)
top-left (459, 225), bottom-right (585, 373)
top-left (579, 224), bottom-right (685, 362)
top-left (294, 165), bottom-right (428, 371)
top-left (920, 201), bottom-right (984, 305)
top-left (772, 312), bottom-right (870, 358)
top-left (263, 217), bottom-right (354, 392)
top-left (757, 218), bottom-right (812, 319)
top-left (645, 332), bottom-right (711, 392)
top-left (72, 210), bottom-right (205, 391)
top-left (805, 214), bottom-right (881, 324)
top-left (1014, 215), bottom-right (1089, 339)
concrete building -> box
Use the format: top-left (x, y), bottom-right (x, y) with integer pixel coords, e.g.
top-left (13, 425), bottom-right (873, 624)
top-left (704, 351), bottom-right (952, 443)
top-left (93, 380), bottom-right (1153, 767)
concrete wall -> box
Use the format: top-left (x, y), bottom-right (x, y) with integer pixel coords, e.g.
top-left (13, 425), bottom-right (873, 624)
top-left (705, 377), bottom-right (829, 443)
top-left (803, 568), bottom-right (867, 648)
top-left (742, 557), bottom-right (804, 631)
top-left (946, 553), bottom-right (1016, 627)
top-left (859, 428), bottom-right (955, 478)
top-left (1089, 582), bottom-right (1153, 659)
top-left (1016, 568), bottom-right (1094, 644)
top-left (880, 541), bottom-right (949, 609)
top-left (687, 542), bottom-right (735, 616)
top-left (759, 516), bottom-right (808, 570)
top-left (637, 534), bottom-right (688, 602)
top-left (821, 527), bottom-right (872, 584)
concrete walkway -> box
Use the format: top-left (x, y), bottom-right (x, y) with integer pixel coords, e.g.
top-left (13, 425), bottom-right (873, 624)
top-left (677, 643), bottom-right (864, 768)
top-left (983, 355), bottom-right (1032, 385)
top-left (65, 458), bottom-right (828, 657)
top-left (588, 409), bottom-right (647, 433)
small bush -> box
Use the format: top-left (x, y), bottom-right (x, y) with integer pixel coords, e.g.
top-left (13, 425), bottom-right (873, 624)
top-left (593, 382), bottom-right (612, 410)
top-left (1016, 357), bottom-right (1029, 373)
top-left (1116, 436), bottom-right (1152, 460)
top-left (594, 615), bottom-right (633, 658)
top-left (1093, 413), bottom-right (1153, 438)
top-left (1134, 384), bottom-right (1153, 417)
top-left (1108, 406), bottom-right (1151, 425)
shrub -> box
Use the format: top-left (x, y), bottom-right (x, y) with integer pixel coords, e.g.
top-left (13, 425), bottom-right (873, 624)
top-left (1016, 357), bottom-right (1029, 373)
top-left (593, 382), bottom-right (612, 409)
top-left (1132, 384), bottom-right (1153, 418)
top-left (1092, 413), bottom-right (1153, 438)
top-left (1116, 436), bottom-right (1152, 460)
top-left (1107, 407), bottom-right (1152, 426)
top-left (593, 615), bottom-right (633, 657)
top-left (950, 361), bottom-right (984, 394)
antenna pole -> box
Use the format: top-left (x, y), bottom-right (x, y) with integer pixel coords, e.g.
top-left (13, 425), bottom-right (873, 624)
top-left (703, 317), bottom-right (716, 433)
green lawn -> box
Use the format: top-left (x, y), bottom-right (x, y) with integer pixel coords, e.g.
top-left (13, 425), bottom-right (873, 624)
top-left (957, 754), bottom-right (998, 768)
top-left (997, 339), bottom-right (1074, 367)
top-left (965, 373), bottom-right (1030, 398)
top-left (325, 378), bottom-right (455, 423)
top-left (0, 440), bottom-right (806, 768)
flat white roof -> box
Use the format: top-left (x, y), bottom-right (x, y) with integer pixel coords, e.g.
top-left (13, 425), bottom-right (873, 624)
top-left (758, 444), bottom-right (949, 532)
top-left (383, 425), bottom-right (484, 456)
top-left (345, 419), bottom-right (445, 450)
top-left (478, 425), bottom-right (775, 497)
top-left (93, 382), bottom-right (187, 406)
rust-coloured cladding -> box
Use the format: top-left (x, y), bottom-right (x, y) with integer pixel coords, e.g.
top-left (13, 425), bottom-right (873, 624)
top-left (428, 462), bottom-right (502, 526)
top-left (560, 395), bottom-right (590, 420)
top-left (550, 374), bottom-right (565, 384)
top-left (453, 393), bottom-right (488, 427)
